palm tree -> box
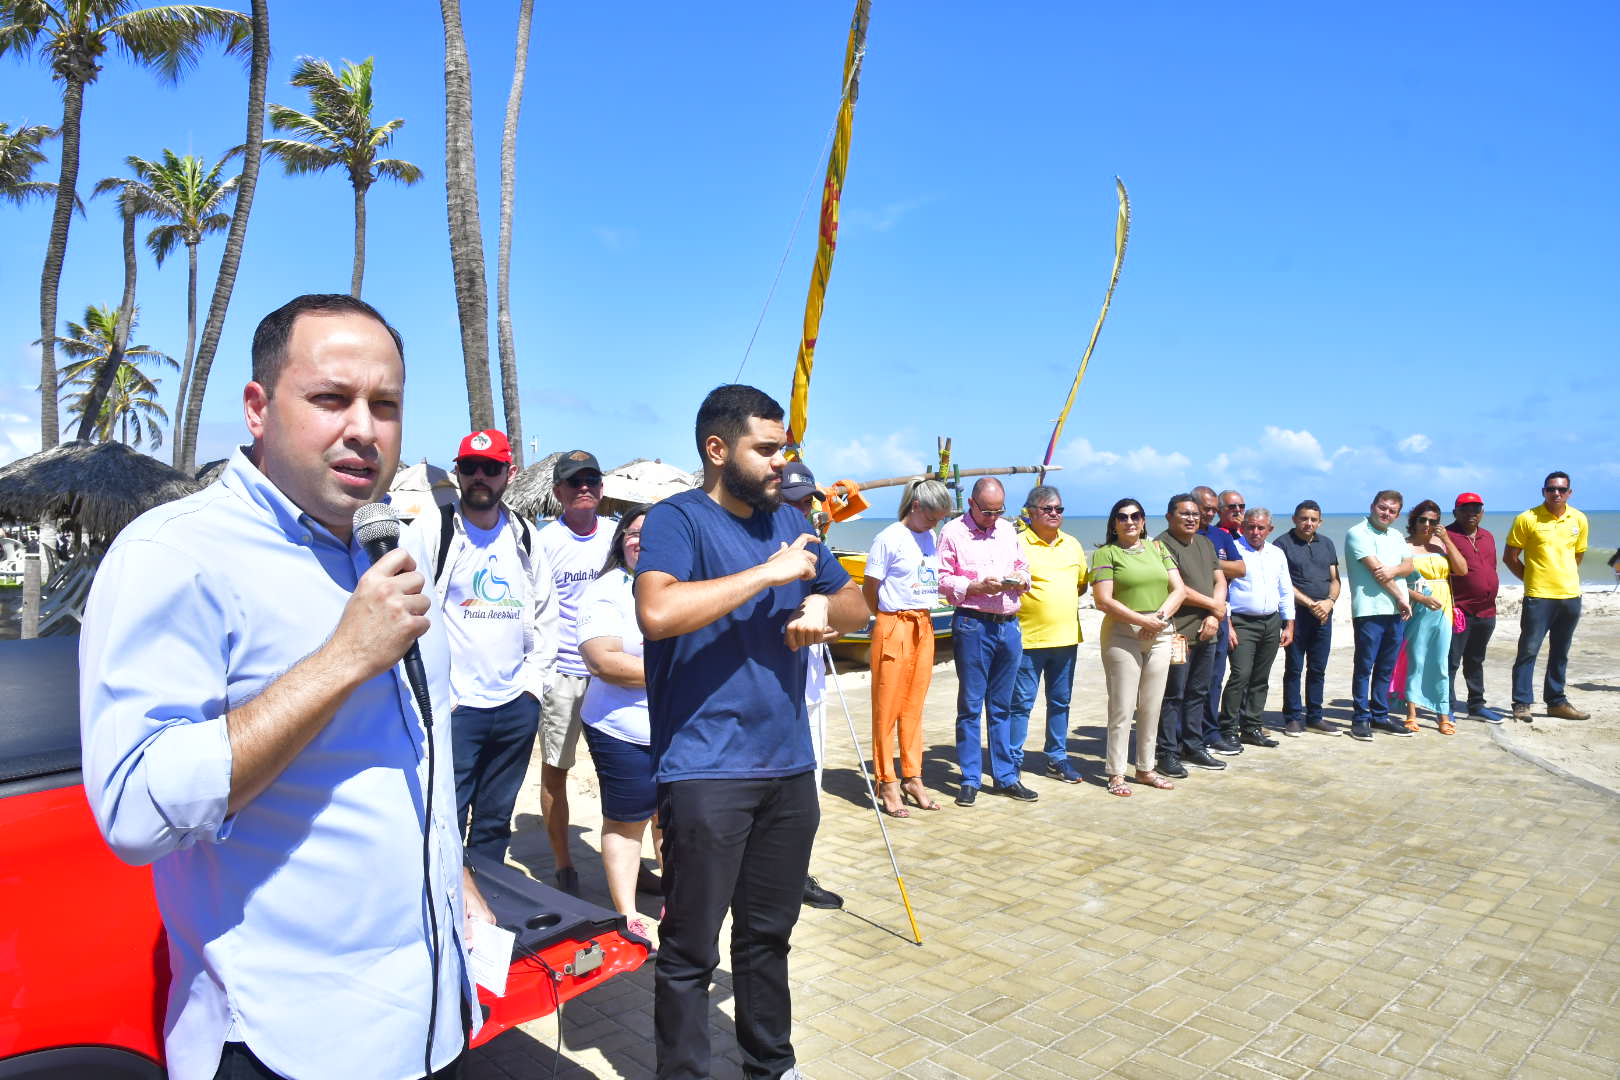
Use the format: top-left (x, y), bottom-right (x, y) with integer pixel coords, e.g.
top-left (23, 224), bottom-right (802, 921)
top-left (0, 0), bottom-right (250, 453)
top-left (53, 303), bottom-right (177, 449)
top-left (495, 0), bottom-right (533, 469)
top-left (438, 0), bottom-right (494, 431)
top-left (0, 119), bottom-right (57, 204)
top-left (178, 0), bottom-right (268, 475)
top-left (73, 174), bottom-right (142, 442)
top-left (94, 150), bottom-right (236, 444)
top-left (262, 56), bottom-right (422, 298)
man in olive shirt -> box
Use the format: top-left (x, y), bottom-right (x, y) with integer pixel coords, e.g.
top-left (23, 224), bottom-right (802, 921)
top-left (1505, 471), bottom-right (1590, 722)
top-left (1272, 500), bottom-right (1341, 737)
top-left (1154, 494), bottom-right (1230, 777)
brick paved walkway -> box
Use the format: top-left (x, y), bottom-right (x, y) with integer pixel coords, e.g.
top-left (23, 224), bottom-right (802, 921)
top-left (471, 657), bottom-right (1620, 1079)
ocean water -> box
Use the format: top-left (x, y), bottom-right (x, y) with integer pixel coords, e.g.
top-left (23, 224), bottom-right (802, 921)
top-left (823, 511), bottom-right (1620, 586)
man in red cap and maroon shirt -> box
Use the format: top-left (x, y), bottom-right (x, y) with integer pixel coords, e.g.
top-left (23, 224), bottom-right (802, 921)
top-left (1446, 492), bottom-right (1503, 723)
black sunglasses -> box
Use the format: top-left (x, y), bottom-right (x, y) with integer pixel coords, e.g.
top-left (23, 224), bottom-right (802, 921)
top-left (563, 474), bottom-right (603, 487)
top-left (1033, 505), bottom-right (1064, 515)
top-left (1115, 511), bottom-right (1145, 522)
top-left (457, 460), bottom-right (505, 478)
top-left (1416, 517), bottom-right (1439, 525)
top-left (1544, 486), bottom-right (1569, 494)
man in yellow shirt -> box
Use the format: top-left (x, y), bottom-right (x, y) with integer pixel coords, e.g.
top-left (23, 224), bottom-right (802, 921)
top-left (1011, 486), bottom-right (1088, 783)
top-left (1504, 470), bottom-right (1590, 722)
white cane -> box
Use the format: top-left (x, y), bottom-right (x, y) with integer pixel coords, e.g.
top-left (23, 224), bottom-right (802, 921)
top-left (820, 643), bottom-right (923, 945)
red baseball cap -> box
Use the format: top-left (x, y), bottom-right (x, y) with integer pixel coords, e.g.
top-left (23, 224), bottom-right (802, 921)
top-left (1454, 492), bottom-right (1484, 507)
top-left (456, 429), bottom-right (512, 463)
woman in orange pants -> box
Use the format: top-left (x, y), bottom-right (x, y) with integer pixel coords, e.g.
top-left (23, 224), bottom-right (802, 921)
top-left (864, 478), bottom-right (953, 815)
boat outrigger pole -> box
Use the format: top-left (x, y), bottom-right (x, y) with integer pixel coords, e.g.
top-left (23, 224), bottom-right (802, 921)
top-left (1038, 178), bottom-right (1131, 484)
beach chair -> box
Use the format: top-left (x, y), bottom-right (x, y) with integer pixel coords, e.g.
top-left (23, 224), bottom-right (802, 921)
top-left (37, 555), bottom-right (96, 637)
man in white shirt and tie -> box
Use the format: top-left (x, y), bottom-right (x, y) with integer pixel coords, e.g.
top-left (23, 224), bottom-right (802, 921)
top-left (1218, 507), bottom-right (1295, 749)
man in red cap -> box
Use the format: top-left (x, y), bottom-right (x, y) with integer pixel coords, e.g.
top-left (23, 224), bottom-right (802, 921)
top-left (415, 428), bottom-right (558, 864)
top-left (1445, 493), bottom-right (1503, 723)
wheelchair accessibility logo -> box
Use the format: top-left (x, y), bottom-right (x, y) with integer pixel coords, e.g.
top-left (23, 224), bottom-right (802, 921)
top-left (459, 555), bottom-right (523, 615)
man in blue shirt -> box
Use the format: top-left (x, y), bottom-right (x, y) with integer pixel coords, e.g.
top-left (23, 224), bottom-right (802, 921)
top-left (80, 295), bottom-right (490, 1080)
top-left (636, 385), bottom-right (867, 1080)
top-left (1195, 485), bottom-right (1247, 755)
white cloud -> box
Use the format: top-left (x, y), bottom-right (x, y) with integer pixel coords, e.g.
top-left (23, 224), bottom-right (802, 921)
top-left (1058, 437), bottom-right (1190, 474)
top-left (816, 432), bottom-right (927, 479)
top-left (1398, 433), bottom-right (1432, 454)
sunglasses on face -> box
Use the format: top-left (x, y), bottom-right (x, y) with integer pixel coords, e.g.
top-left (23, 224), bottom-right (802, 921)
top-left (1033, 505), bottom-right (1064, 515)
top-left (1115, 511), bottom-right (1145, 522)
top-left (564, 474), bottom-right (602, 487)
top-left (1544, 486), bottom-right (1569, 494)
top-left (1224, 502), bottom-right (1245, 511)
top-left (1416, 517), bottom-right (1439, 526)
top-left (973, 503), bottom-right (1004, 516)
top-left (457, 460), bottom-right (505, 478)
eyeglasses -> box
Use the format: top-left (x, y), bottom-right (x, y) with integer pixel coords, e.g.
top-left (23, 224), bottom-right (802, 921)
top-left (564, 474), bottom-right (602, 487)
top-left (1416, 517), bottom-right (1439, 525)
top-left (457, 460), bottom-right (505, 478)
top-left (1114, 511), bottom-right (1145, 522)
top-left (972, 503), bottom-right (1004, 516)
top-left (1224, 502), bottom-right (1245, 511)
top-left (1544, 486), bottom-right (1569, 494)
top-left (1033, 505), bottom-right (1064, 515)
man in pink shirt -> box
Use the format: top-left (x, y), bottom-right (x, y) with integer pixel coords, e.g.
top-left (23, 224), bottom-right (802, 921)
top-left (937, 478), bottom-right (1037, 805)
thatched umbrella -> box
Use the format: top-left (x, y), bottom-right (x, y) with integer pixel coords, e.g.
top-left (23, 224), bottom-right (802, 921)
top-left (0, 440), bottom-right (201, 539)
top-left (388, 460), bottom-right (457, 522)
top-left (502, 450), bottom-right (565, 522)
top-left (195, 458), bottom-right (230, 486)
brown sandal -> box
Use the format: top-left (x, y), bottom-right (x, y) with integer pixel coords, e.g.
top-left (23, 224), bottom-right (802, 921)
top-left (1133, 770), bottom-right (1175, 790)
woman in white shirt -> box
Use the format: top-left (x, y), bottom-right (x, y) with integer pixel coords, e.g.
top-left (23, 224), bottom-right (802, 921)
top-left (864, 478), bottom-right (952, 815)
top-left (578, 505), bottom-right (660, 942)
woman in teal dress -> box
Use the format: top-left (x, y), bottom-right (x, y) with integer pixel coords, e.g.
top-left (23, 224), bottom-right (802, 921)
top-left (1399, 500), bottom-right (1469, 734)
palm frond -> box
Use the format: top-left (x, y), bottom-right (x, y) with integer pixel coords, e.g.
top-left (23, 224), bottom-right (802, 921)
top-left (260, 136), bottom-right (342, 175)
top-left (372, 157), bottom-right (422, 185)
top-left (106, 5), bottom-right (251, 84)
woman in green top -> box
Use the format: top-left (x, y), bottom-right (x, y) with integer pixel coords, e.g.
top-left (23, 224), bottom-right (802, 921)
top-left (1090, 497), bottom-right (1187, 797)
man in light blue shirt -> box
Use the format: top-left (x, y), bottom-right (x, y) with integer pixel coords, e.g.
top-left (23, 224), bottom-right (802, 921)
top-left (1343, 489), bottom-right (1416, 741)
top-left (80, 295), bottom-right (491, 1080)
top-left (1217, 508), bottom-right (1295, 748)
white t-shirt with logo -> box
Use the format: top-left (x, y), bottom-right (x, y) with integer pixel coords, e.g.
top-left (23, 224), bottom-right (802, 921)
top-left (576, 569), bottom-right (649, 745)
top-left (442, 514), bottom-right (528, 708)
top-left (865, 520), bottom-right (941, 613)
top-left (538, 518), bottom-right (614, 677)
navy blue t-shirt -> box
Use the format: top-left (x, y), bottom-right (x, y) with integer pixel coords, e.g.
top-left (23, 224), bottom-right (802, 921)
top-left (1200, 523), bottom-right (1242, 564)
top-left (636, 489), bottom-right (851, 782)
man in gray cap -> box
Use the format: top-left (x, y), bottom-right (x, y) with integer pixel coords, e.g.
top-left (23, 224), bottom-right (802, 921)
top-left (779, 461), bottom-right (844, 911)
top-left (536, 450), bottom-right (613, 893)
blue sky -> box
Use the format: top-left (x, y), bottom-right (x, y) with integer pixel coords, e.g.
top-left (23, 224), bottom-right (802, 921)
top-left (2, 0), bottom-right (1616, 515)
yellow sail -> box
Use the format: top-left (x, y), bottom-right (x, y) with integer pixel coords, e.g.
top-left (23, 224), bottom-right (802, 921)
top-left (1040, 178), bottom-right (1131, 480)
top-left (786, 0), bottom-right (871, 459)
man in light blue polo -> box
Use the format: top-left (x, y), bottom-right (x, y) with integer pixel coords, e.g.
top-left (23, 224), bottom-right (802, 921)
top-left (1344, 489), bottom-right (1415, 741)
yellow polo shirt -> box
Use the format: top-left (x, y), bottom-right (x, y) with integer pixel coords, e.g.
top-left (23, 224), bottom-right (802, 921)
top-left (1016, 524), bottom-right (1087, 648)
top-left (1506, 505), bottom-right (1588, 599)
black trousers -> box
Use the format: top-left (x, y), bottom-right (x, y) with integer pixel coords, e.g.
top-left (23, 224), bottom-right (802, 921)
top-left (213, 1043), bottom-right (465, 1079)
top-left (1220, 613), bottom-right (1281, 736)
top-left (1447, 612), bottom-right (1495, 711)
top-left (1158, 634), bottom-right (1215, 759)
top-left (655, 772), bottom-right (819, 1080)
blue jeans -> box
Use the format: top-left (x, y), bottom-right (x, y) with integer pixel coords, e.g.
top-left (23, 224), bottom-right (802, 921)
top-left (1512, 596), bottom-right (1582, 706)
top-left (1202, 617), bottom-right (1230, 744)
top-left (1283, 607), bottom-right (1333, 723)
top-left (952, 612), bottom-right (1023, 788)
top-left (1351, 615), bottom-right (1406, 726)
top-left (1009, 644), bottom-right (1077, 769)
top-left (452, 692), bottom-right (541, 863)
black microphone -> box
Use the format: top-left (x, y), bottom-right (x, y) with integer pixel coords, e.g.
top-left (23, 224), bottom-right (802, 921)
top-left (353, 502), bottom-right (434, 725)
